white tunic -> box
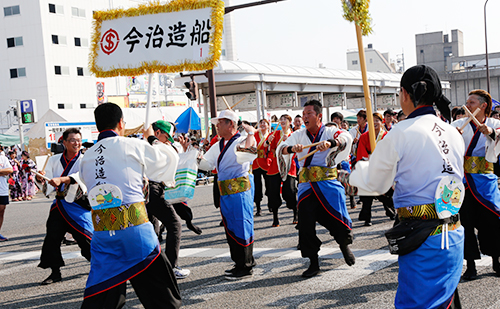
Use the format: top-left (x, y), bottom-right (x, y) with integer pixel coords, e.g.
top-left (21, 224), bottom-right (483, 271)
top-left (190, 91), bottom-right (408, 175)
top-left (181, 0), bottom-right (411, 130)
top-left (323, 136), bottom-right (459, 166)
top-left (44, 153), bottom-right (83, 196)
top-left (350, 114), bottom-right (465, 208)
top-left (451, 117), bottom-right (500, 162)
top-left (80, 136), bottom-right (178, 205)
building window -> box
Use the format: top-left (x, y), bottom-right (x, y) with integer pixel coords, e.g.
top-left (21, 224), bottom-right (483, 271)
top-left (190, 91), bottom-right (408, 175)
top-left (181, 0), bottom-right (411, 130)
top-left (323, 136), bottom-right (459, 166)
top-left (7, 37), bottom-right (23, 48)
top-left (10, 67), bottom-right (26, 79)
top-left (52, 35), bottom-right (66, 45)
top-left (54, 66), bottom-right (61, 75)
top-left (77, 67), bottom-right (84, 76)
top-left (49, 4), bottom-right (63, 14)
top-left (71, 7), bottom-right (86, 18)
top-left (4, 5), bottom-right (20, 16)
top-left (370, 58), bottom-right (373, 63)
top-left (58, 104), bottom-right (65, 109)
top-left (80, 104), bottom-right (86, 109)
top-left (74, 37), bottom-right (81, 46)
top-left (352, 60), bottom-right (358, 65)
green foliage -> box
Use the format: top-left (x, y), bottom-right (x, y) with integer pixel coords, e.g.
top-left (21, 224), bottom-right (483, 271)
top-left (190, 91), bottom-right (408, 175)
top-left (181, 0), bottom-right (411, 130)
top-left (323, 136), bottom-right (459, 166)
top-left (341, 0), bottom-right (373, 36)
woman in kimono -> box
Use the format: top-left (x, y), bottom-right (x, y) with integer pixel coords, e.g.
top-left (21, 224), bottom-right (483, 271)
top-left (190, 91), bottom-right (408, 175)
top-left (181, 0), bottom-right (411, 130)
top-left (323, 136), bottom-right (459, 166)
top-left (8, 151), bottom-right (21, 201)
top-left (349, 65), bottom-right (464, 308)
top-left (266, 115), bottom-right (297, 227)
top-left (19, 151), bottom-right (37, 200)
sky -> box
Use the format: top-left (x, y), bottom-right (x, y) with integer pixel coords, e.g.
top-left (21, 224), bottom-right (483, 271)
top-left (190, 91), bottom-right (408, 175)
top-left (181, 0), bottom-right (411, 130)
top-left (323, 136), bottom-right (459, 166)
top-left (225, 0), bottom-right (500, 71)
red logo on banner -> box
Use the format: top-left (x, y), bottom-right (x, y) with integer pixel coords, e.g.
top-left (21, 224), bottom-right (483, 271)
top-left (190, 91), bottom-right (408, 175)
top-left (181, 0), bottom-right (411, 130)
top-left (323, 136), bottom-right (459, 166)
top-left (96, 82), bottom-right (105, 104)
top-left (100, 29), bottom-right (119, 55)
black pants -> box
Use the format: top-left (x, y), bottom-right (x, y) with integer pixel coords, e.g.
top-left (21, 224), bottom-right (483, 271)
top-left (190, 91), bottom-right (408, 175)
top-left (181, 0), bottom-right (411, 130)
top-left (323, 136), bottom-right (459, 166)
top-left (299, 194), bottom-right (353, 258)
top-left (38, 207), bottom-right (91, 269)
top-left (359, 191), bottom-right (395, 223)
top-left (213, 174), bottom-right (220, 209)
top-left (461, 189), bottom-right (500, 260)
top-left (267, 174), bottom-right (297, 211)
top-left (173, 202), bottom-right (193, 223)
top-left (81, 252), bottom-right (181, 309)
top-left (146, 181), bottom-right (182, 267)
top-left (253, 168), bottom-right (269, 205)
top-left (226, 230), bottom-right (256, 270)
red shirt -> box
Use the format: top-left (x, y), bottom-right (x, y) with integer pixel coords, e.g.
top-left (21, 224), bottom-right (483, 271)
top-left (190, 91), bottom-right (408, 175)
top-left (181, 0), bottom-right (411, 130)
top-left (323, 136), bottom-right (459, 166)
top-left (208, 135), bottom-right (219, 174)
top-left (267, 130), bottom-right (297, 177)
top-left (356, 130), bottom-right (387, 163)
top-left (252, 131), bottom-right (271, 171)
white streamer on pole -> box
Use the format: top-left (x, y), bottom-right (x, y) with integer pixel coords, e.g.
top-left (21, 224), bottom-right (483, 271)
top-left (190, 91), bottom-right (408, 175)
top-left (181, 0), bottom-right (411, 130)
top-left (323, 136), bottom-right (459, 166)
top-left (144, 73), bottom-right (154, 129)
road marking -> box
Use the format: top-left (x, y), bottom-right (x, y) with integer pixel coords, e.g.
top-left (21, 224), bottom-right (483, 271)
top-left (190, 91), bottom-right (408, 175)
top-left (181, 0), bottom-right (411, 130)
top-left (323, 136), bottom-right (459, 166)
top-left (0, 246), bottom-right (493, 269)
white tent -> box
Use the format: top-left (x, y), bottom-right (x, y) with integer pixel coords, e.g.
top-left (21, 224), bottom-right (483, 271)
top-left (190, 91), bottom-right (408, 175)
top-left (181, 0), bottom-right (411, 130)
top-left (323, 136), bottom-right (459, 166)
top-left (26, 106), bottom-right (201, 139)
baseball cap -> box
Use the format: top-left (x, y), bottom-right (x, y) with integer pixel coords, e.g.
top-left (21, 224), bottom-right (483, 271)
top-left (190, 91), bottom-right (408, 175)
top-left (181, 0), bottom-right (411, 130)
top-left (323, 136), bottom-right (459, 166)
top-left (211, 110), bottom-right (239, 125)
top-left (154, 120), bottom-right (175, 143)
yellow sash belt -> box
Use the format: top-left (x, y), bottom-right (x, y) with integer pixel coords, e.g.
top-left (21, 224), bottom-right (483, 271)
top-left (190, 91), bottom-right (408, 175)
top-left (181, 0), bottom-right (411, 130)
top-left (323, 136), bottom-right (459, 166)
top-left (397, 204), bottom-right (461, 236)
top-left (218, 175), bottom-right (251, 196)
top-left (298, 166), bottom-right (337, 184)
top-left (464, 156), bottom-right (494, 174)
top-left (92, 202), bottom-right (149, 231)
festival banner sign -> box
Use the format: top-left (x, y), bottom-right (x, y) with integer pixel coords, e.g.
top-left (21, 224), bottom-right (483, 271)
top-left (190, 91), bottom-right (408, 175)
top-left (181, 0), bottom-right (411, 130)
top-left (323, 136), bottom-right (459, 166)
top-left (89, 0), bottom-right (225, 78)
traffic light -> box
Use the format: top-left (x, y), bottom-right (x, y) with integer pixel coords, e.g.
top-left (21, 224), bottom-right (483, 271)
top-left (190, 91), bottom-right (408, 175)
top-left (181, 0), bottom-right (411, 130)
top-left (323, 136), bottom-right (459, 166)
top-left (184, 77), bottom-right (198, 101)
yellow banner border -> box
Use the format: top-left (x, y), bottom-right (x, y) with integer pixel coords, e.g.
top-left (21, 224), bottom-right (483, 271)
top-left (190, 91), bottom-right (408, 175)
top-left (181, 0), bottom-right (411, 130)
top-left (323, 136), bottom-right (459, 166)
top-left (89, 0), bottom-right (225, 77)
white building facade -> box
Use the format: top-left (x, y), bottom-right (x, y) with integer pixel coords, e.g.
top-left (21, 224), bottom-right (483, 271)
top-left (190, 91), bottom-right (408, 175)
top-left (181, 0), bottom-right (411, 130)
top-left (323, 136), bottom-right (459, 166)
top-left (0, 0), bottom-right (152, 117)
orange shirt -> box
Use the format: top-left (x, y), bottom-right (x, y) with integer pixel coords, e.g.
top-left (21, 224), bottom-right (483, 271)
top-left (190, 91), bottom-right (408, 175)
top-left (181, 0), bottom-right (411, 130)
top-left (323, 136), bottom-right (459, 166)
top-left (252, 131), bottom-right (271, 171)
top-left (267, 130), bottom-right (297, 176)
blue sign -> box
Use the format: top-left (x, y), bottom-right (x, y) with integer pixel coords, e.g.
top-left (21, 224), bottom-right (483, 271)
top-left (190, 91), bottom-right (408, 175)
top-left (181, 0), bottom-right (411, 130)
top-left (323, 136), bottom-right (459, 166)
top-left (19, 99), bottom-right (36, 124)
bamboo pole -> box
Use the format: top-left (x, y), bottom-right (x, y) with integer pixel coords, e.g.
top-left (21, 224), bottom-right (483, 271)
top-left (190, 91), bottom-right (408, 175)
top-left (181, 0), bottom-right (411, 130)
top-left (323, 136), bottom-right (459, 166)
top-left (355, 23), bottom-right (377, 152)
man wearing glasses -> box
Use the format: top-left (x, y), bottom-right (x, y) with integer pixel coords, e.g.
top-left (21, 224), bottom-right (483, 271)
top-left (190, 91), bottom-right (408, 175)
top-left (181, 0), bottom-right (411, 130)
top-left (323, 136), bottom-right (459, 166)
top-left (37, 128), bottom-right (93, 285)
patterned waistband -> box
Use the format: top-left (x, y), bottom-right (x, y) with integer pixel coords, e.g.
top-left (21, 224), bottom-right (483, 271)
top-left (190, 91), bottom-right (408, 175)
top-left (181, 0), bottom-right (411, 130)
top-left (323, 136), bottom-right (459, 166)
top-left (398, 204), bottom-right (461, 236)
top-left (464, 156), bottom-right (494, 174)
top-left (92, 202), bottom-right (149, 232)
top-left (257, 149), bottom-right (266, 158)
top-left (397, 204), bottom-right (438, 220)
top-left (298, 166), bottom-right (337, 184)
top-left (218, 175), bottom-right (251, 196)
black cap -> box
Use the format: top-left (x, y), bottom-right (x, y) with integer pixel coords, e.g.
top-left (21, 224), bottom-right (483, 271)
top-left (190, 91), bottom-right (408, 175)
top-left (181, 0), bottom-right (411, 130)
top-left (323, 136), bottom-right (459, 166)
top-left (384, 109), bottom-right (395, 116)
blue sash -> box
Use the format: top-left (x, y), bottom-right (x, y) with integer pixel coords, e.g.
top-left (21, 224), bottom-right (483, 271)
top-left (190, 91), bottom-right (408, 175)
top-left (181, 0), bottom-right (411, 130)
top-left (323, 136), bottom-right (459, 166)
top-left (396, 226), bottom-right (464, 309)
top-left (84, 223), bottom-right (160, 298)
top-left (464, 122), bottom-right (500, 217)
top-left (50, 151), bottom-right (93, 239)
top-left (218, 132), bottom-right (255, 247)
top-left (298, 125), bottom-right (352, 229)
top-left (84, 130), bottom-right (160, 298)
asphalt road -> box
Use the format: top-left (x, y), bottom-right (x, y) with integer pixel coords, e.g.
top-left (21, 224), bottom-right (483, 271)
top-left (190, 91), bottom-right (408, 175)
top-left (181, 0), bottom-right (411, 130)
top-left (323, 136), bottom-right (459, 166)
top-left (1, 185), bottom-right (499, 308)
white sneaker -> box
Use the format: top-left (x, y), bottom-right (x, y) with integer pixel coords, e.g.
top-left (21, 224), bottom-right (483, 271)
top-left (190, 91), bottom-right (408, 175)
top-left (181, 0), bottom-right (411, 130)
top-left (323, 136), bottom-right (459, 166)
top-left (174, 266), bottom-right (190, 279)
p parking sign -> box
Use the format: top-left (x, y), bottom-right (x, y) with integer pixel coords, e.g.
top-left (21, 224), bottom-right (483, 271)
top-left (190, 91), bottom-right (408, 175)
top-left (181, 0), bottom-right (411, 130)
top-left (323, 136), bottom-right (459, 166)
top-left (19, 99), bottom-right (37, 124)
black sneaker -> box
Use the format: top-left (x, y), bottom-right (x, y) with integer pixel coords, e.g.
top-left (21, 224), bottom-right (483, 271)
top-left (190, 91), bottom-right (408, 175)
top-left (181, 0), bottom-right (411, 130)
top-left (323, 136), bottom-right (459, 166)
top-left (41, 272), bottom-right (62, 285)
top-left (225, 268), bottom-right (252, 280)
top-left (225, 266), bottom-right (237, 275)
top-left (462, 267), bottom-right (478, 281)
top-left (301, 266), bottom-right (320, 278)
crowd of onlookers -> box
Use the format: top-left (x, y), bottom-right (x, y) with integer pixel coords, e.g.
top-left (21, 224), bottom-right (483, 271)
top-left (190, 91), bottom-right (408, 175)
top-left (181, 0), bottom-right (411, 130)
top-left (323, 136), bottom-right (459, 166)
top-left (1, 145), bottom-right (38, 202)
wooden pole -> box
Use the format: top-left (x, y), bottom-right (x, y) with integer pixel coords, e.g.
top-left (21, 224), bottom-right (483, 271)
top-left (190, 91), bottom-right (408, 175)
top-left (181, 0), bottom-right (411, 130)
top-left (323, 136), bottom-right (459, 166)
top-left (144, 73), bottom-right (154, 129)
top-left (355, 23), bottom-right (377, 151)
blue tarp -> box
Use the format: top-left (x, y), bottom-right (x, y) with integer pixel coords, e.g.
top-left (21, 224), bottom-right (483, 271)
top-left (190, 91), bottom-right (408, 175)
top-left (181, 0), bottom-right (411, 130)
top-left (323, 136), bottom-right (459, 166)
top-left (492, 98), bottom-right (500, 110)
top-left (175, 107), bottom-right (201, 133)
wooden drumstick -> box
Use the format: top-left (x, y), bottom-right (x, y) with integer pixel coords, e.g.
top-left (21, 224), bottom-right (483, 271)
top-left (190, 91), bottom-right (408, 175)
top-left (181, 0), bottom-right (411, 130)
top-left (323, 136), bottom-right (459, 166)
top-left (298, 149), bottom-right (319, 161)
top-left (302, 141), bottom-right (322, 150)
top-left (463, 106), bottom-right (481, 126)
top-left (221, 96), bottom-right (232, 110)
top-left (41, 153), bottom-right (51, 172)
top-left (230, 97), bottom-right (246, 110)
top-left (458, 108), bottom-right (480, 131)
